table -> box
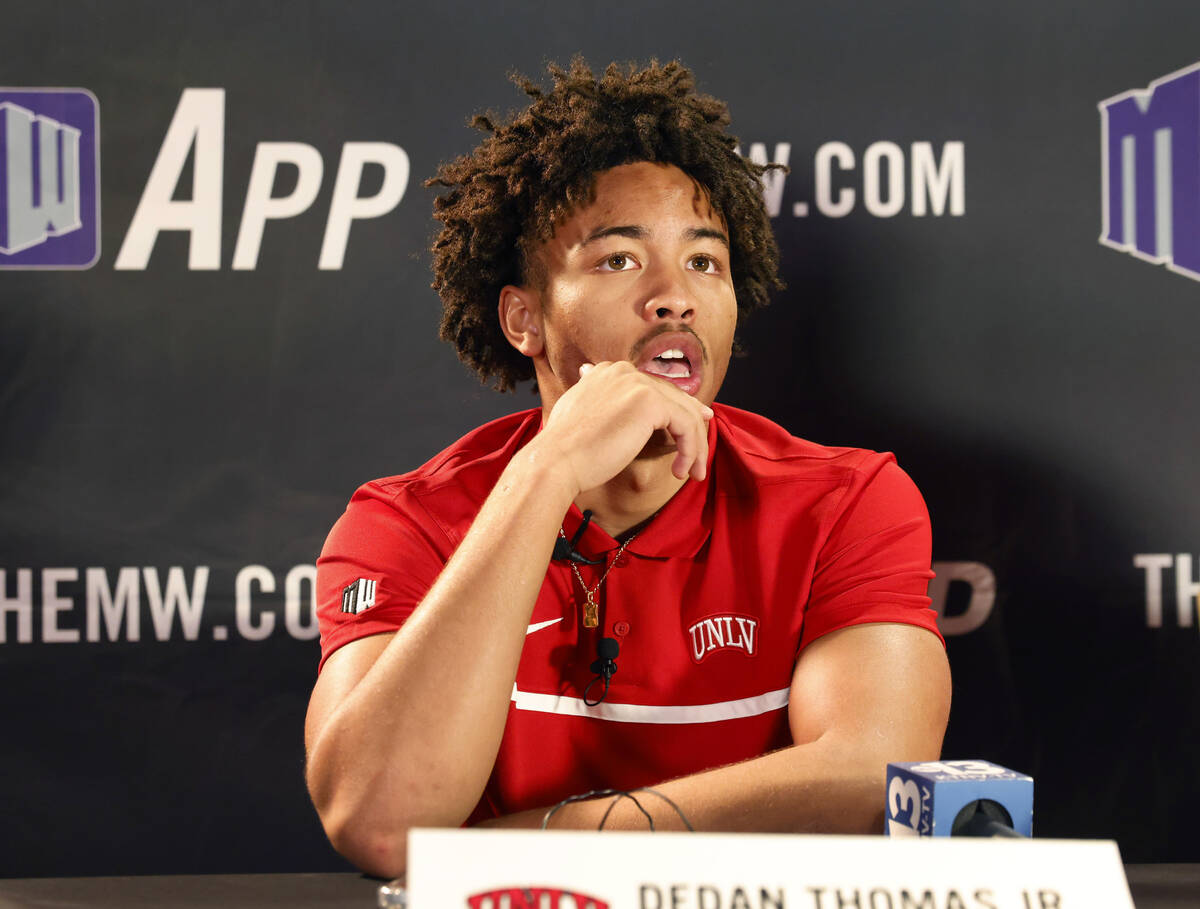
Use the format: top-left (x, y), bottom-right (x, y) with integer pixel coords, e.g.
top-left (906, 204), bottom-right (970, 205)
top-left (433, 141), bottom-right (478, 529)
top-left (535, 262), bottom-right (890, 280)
top-left (0, 874), bottom-right (378, 909)
top-left (0, 867), bottom-right (1195, 908)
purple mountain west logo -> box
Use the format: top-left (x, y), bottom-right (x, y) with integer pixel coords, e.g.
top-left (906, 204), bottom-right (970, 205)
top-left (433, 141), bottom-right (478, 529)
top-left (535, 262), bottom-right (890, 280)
top-left (1099, 63), bottom-right (1200, 281)
top-left (0, 88), bottom-right (100, 269)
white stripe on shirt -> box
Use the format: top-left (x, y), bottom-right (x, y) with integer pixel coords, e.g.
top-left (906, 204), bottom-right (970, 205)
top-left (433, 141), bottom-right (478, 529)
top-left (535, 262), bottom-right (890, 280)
top-left (509, 684), bottom-right (790, 725)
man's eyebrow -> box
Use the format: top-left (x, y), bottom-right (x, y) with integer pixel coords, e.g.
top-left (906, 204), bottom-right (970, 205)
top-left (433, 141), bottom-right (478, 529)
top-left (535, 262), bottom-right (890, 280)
top-left (580, 225), bottom-right (648, 247)
top-left (579, 224), bottom-right (729, 248)
top-left (685, 226), bottom-right (729, 247)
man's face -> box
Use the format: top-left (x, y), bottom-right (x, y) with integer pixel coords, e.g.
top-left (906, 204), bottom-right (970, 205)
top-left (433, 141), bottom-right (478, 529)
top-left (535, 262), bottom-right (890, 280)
top-left (522, 161), bottom-right (738, 411)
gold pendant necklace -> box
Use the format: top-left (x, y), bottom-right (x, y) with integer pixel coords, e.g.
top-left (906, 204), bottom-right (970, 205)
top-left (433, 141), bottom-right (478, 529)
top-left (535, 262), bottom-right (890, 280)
top-left (559, 528), bottom-right (638, 629)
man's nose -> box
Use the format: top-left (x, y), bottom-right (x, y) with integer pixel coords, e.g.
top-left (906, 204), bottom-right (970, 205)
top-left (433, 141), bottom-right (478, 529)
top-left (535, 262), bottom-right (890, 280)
top-left (640, 268), bottom-right (696, 322)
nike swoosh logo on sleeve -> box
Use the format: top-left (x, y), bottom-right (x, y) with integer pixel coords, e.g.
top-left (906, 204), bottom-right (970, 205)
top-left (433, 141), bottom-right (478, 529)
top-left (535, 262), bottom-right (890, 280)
top-left (526, 618), bottom-right (564, 635)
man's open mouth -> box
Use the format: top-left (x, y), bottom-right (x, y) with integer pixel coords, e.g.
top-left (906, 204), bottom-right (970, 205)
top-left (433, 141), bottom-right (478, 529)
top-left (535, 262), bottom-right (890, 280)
top-left (642, 348), bottom-right (693, 379)
top-left (633, 331), bottom-right (706, 396)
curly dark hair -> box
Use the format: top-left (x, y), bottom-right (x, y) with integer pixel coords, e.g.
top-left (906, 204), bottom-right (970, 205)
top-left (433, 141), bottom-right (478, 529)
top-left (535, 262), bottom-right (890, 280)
top-left (427, 58), bottom-right (783, 392)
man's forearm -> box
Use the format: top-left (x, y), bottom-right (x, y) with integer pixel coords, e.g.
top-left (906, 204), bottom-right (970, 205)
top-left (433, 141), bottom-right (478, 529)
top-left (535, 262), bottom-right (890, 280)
top-left (484, 623), bottom-right (951, 837)
top-left (305, 438), bottom-right (578, 872)
top-left (483, 739), bottom-right (901, 835)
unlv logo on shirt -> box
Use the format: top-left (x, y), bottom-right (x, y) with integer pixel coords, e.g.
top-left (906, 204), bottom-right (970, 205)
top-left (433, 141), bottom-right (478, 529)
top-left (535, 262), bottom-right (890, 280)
top-left (687, 614), bottom-right (758, 663)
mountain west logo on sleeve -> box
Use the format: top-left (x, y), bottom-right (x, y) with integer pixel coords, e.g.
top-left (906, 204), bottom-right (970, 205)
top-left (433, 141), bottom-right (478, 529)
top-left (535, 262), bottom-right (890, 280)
top-left (687, 614), bottom-right (758, 663)
top-left (341, 578), bottom-right (377, 615)
top-left (1099, 62), bottom-right (1200, 281)
top-left (0, 89), bottom-right (100, 269)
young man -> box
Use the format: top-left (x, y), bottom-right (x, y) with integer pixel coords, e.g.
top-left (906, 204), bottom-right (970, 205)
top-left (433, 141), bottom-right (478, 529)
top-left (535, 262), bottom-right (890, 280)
top-left (305, 60), bottom-right (950, 877)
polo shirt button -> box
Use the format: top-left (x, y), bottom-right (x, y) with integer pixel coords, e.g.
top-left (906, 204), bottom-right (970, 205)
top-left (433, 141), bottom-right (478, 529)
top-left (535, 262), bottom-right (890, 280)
top-left (614, 621), bottom-right (631, 636)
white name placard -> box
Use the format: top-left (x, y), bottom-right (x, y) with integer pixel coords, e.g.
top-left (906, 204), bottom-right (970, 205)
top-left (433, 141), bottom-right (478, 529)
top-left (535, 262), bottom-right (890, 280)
top-left (407, 828), bottom-right (1134, 909)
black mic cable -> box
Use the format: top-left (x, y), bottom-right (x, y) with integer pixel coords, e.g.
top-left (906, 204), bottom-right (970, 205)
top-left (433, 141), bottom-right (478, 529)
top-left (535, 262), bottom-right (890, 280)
top-left (583, 636), bottom-right (619, 706)
top-left (553, 509), bottom-right (603, 565)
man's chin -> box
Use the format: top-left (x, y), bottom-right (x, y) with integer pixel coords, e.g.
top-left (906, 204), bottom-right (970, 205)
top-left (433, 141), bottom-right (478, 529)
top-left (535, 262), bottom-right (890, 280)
top-left (637, 429), bottom-right (680, 460)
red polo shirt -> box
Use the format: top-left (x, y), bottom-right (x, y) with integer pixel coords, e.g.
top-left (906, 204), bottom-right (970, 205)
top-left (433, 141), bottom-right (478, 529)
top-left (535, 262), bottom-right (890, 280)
top-left (316, 403), bottom-right (940, 819)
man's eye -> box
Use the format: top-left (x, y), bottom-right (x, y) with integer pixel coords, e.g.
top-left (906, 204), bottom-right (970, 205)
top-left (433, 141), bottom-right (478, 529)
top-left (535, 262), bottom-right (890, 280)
top-left (690, 254), bottom-right (717, 273)
top-left (601, 253), bottom-right (634, 271)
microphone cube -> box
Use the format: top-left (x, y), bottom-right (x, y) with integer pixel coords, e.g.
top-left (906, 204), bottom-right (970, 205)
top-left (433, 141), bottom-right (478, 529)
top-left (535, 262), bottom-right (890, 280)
top-left (885, 760), bottom-right (1033, 837)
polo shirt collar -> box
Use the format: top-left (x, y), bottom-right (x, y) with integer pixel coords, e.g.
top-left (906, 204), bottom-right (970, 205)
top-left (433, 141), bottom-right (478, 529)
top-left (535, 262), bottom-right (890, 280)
top-left (558, 413), bottom-right (719, 560)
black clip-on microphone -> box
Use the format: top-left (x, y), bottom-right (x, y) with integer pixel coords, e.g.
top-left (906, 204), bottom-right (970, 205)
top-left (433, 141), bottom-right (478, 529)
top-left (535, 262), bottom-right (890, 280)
top-left (553, 509), bottom-right (603, 565)
top-left (583, 637), bottom-right (620, 706)
top-left (555, 511), bottom-right (616, 705)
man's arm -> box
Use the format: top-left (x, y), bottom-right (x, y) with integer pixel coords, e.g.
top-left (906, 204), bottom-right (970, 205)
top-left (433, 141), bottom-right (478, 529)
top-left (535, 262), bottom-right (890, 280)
top-left (484, 622), bottom-right (951, 832)
top-left (304, 362), bottom-right (713, 878)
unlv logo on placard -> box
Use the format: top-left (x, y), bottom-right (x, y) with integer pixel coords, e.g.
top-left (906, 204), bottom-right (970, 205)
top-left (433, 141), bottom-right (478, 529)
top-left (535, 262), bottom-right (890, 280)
top-left (466, 887), bottom-right (608, 909)
top-left (0, 88), bottom-right (100, 269)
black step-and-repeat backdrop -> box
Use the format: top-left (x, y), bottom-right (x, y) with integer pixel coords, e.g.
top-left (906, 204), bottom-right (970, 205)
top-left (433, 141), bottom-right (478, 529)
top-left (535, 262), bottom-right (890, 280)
top-left (3, 1), bottom-right (1199, 875)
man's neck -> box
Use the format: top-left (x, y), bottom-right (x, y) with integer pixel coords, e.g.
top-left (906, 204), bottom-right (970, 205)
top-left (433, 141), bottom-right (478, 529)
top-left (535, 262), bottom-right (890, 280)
top-left (574, 438), bottom-right (690, 540)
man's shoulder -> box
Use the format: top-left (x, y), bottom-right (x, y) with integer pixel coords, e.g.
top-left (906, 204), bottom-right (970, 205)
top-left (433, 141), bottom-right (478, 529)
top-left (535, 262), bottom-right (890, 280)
top-left (708, 404), bottom-right (927, 546)
top-left (711, 402), bottom-right (895, 487)
top-left (353, 408), bottom-right (541, 509)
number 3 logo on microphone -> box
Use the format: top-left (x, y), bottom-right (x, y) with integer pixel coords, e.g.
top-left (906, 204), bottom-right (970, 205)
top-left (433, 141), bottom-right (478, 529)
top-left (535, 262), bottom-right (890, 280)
top-left (887, 776), bottom-right (923, 836)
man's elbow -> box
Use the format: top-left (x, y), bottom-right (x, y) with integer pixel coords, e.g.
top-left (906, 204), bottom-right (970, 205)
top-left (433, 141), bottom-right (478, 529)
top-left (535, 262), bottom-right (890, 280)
top-left (306, 757), bottom-right (408, 876)
top-left (324, 811), bottom-right (410, 879)
top-left (308, 766), bottom-right (476, 877)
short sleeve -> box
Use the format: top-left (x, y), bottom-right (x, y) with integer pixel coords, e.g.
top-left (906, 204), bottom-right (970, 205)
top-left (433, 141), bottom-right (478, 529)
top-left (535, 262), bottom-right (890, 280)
top-left (799, 457), bottom-right (942, 650)
top-left (315, 481), bottom-right (452, 672)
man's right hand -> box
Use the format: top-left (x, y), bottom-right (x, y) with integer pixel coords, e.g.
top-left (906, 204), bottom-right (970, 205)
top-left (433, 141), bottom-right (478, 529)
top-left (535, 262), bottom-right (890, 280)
top-left (535, 360), bottom-right (713, 495)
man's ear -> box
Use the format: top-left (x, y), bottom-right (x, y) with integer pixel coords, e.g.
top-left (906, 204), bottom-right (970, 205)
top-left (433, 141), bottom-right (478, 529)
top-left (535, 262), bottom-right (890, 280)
top-left (498, 285), bottom-right (544, 357)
